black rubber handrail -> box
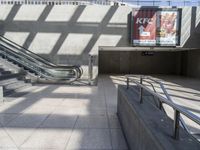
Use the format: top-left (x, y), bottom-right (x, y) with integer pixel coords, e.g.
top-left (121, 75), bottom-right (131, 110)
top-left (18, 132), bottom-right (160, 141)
top-left (0, 35), bottom-right (56, 66)
top-left (0, 35), bottom-right (80, 68)
top-left (0, 46), bottom-right (79, 82)
top-left (0, 36), bottom-right (82, 79)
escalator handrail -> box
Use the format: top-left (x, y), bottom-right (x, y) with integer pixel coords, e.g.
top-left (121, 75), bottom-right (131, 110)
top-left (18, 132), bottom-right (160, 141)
top-left (0, 35), bottom-right (80, 69)
top-left (0, 47), bottom-right (79, 81)
top-left (0, 35), bottom-right (82, 78)
top-left (0, 35), bottom-right (57, 67)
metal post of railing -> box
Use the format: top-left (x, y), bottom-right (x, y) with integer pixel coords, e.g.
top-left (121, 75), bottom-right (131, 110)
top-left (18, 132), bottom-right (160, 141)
top-left (88, 54), bottom-right (93, 85)
top-left (173, 110), bottom-right (180, 139)
top-left (126, 77), bottom-right (129, 89)
top-left (0, 86), bottom-right (3, 103)
top-left (158, 100), bottom-right (162, 110)
top-left (139, 76), bottom-right (143, 104)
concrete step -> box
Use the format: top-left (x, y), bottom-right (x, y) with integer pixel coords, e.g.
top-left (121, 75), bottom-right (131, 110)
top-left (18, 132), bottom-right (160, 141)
top-left (0, 70), bottom-right (12, 75)
top-left (3, 80), bottom-right (26, 90)
top-left (0, 68), bottom-right (4, 72)
top-left (0, 73), bottom-right (23, 80)
top-left (3, 82), bottom-right (31, 96)
top-left (4, 85), bottom-right (36, 102)
top-left (0, 55), bottom-right (38, 78)
top-left (0, 78), bottom-right (19, 85)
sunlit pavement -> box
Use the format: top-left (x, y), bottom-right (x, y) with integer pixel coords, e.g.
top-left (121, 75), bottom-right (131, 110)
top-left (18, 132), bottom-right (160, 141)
top-left (0, 75), bottom-right (128, 150)
top-left (0, 75), bottom-right (200, 149)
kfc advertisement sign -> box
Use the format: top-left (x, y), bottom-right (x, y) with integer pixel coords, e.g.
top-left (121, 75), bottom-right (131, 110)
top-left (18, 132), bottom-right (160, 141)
top-left (132, 9), bottom-right (180, 46)
top-left (133, 10), bottom-right (157, 46)
top-left (156, 10), bottom-right (179, 46)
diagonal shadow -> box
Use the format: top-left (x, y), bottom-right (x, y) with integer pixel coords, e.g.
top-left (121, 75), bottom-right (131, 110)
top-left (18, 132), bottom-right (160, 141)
top-left (50, 5), bottom-right (86, 57)
top-left (1, 5), bottom-right (126, 66)
top-left (1, 85), bottom-right (59, 114)
top-left (23, 5), bottom-right (54, 50)
top-left (1, 4), bottom-right (21, 35)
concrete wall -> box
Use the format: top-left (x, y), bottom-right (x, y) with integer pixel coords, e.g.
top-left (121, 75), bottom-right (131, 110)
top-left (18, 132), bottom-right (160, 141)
top-left (0, 4), bottom-right (131, 79)
top-left (0, 5), bottom-right (200, 79)
top-left (118, 85), bottom-right (200, 150)
top-left (99, 51), bottom-right (181, 75)
top-left (181, 7), bottom-right (200, 48)
top-left (181, 50), bottom-right (200, 78)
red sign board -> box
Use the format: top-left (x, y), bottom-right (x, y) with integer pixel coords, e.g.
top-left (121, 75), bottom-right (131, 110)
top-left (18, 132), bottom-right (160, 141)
top-left (133, 9), bottom-right (157, 46)
top-left (132, 9), bottom-right (180, 46)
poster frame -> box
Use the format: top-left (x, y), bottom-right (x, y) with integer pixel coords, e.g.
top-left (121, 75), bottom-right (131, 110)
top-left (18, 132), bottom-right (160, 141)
top-left (131, 8), bottom-right (182, 47)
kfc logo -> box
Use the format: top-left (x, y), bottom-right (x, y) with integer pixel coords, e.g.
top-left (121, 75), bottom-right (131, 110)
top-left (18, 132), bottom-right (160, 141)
top-left (136, 18), bottom-right (152, 24)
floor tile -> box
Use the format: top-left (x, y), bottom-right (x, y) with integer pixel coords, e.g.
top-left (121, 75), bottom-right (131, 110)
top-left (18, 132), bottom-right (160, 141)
top-left (0, 100), bottom-right (37, 114)
top-left (108, 116), bottom-right (121, 129)
top-left (40, 114), bottom-right (78, 128)
top-left (0, 75), bottom-right (129, 150)
top-left (21, 128), bottom-right (72, 149)
top-left (6, 127), bottom-right (36, 146)
top-left (53, 106), bottom-right (107, 116)
top-left (75, 115), bottom-right (109, 129)
top-left (23, 106), bottom-right (56, 115)
top-left (31, 98), bottom-right (63, 107)
top-left (0, 114), bottom-right (19, 126)
top-left (0, 128), bottom-right (17, 148)
top-left (66, 129), bottom-right (112, 150)
top-left (6, 114), bottom-right (48, 128)
top-left (110, 129), bottom-right (128, 150)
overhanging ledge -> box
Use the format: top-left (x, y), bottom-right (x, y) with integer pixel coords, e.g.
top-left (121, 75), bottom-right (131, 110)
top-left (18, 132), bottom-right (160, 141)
top-left (99, 46), bottom-right (199, 52)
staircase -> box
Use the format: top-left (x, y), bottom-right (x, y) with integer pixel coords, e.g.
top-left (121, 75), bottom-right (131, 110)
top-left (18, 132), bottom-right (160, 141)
top-left (0, 57), bottom-right (33, 98)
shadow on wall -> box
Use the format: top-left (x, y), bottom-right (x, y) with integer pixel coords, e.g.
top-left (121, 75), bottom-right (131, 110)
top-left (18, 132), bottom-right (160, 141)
top-left (0, 4), bottom-right (131, 78)
top-left (182, 7), bottom-right (200, 48)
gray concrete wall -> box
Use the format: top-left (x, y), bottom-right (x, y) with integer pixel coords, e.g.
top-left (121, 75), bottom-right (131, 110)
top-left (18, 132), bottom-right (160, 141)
top-left (0, 5), bottom-right (200, 78)
top-left (118, 85), bottom-right (200, 150)
top-left (99, 51), bottom-right (181, 75)
top-left (181, 7), bottom-right (200, 48)
top-left (0, 4), bottom-right (131, 79)
top-left (181, 50), bottom-right (200, 78)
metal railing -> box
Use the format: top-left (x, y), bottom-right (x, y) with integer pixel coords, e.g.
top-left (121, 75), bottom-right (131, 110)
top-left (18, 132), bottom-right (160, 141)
top-left (0, 35), bottom-right (82, 82)
top-left (88, 54), bottom-right (94, 85)
top-left (126, 75), bottom-right (200, 140)
top-left (0, 0), bottom-right (111, 5)
top-left (120, 0), bottom-right (200, 6)
top-left (0, 0), bottom-right (200, 6)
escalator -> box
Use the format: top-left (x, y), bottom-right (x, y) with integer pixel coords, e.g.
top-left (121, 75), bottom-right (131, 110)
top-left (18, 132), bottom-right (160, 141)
top-left (0, 35), bottom-right (82, 83)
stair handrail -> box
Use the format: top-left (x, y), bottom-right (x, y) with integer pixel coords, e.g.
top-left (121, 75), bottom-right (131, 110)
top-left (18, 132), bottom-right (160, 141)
top-left (125, 75), bottom-right (200, 140)
top-left (141, 76), bottom-right (192, 133)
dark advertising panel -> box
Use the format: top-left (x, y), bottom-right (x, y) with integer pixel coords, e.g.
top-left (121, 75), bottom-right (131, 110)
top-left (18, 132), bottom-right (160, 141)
top-left (132, 8), bottom-right (180, 47)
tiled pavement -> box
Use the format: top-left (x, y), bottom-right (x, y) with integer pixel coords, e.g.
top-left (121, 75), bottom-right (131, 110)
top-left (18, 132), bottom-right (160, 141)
top-left (1, 75), bottom-right (200, 149)
top-left (0, 75), bottom-right (128, 150)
